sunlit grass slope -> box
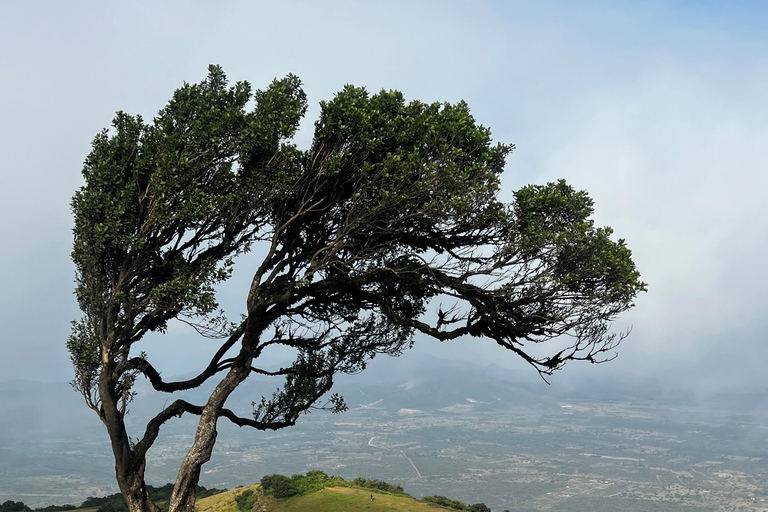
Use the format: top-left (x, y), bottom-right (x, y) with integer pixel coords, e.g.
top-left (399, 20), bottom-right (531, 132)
top-left (271, 486), bottom-right (439, 512)
top-left (196, 484), bottom-right (260, 512)
top-left (195, 485), bottom-right (441, 512)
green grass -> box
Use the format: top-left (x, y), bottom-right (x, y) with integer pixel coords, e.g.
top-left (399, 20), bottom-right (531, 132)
top-left (196, 485), bottom-right (444, 512)
top-left (195, 485), bottom-right (260, 512)
top-left (261, 487), bottom-right (439, 512)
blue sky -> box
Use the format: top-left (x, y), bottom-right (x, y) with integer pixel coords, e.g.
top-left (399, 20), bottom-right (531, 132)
top-left (1, 1), bottom-right (767, 392)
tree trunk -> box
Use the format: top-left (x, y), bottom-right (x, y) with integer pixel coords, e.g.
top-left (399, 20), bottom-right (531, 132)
top-left (99, 362), bottom-right (160, 512)
top-left (167, 364), bottom-right (251, 512)
top-left (119, 471), bottom-right (161, 512)
top-left (168, 310), bottom-right (270, 512)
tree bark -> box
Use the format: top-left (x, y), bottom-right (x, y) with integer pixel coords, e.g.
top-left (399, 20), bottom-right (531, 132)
top-left (99, 362), bottom-right (160, 512)
top-left (167, 364), bottom-right (251, 512)
top-left (167, 301), bottom-right (274, 512)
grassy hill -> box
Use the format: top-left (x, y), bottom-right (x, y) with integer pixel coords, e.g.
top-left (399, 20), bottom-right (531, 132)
top-left (195, 473), bottom-right (495, 512)
top-left (195, 485), bottom-right (260, 512)
top-left (198, 485), bottom-right (452, 512)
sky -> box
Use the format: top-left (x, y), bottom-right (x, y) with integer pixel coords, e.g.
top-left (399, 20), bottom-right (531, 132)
top-left (1, 1), bottom-right (767, 394)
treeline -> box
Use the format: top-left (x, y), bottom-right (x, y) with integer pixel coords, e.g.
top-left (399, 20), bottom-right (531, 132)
top-left (1, 484), bottom-right (224, 512)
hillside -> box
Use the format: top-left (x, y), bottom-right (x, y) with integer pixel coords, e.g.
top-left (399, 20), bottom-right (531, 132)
top-left (197, 485), bottom-right (440, 512)
top-left (196, 473), bottom-right (496, 512)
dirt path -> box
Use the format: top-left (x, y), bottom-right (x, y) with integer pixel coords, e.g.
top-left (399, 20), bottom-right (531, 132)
top-left (400, 450), bottom-right (422, 478)
top-left (367, 435), bottom-right (422, 477)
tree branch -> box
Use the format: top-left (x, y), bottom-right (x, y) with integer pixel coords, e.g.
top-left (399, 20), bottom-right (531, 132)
top-left (127, 321), bottom-right (246, 392)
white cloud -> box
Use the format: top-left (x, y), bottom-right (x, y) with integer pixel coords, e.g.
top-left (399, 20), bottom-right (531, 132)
top-left (1, 1), bottom-right (767, 387)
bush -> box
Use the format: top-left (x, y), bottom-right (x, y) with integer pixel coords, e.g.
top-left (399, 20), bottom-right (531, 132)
top-left (95, 503), bottom-right (128, 512)
top-left (260, 474), bottom-right (297, 498)
top-left (423, 495), bottom-right (470, 510)
top-left (469, 504), bottom-right (492, 512)
top-left (260, 472), bottom-right (407, 500)
top-left (0, 501), bottom-right (31, 512)
top-left (234, 489), bottom-right (256, 512)
top-left (260, 471), bottom-right (349, 498)
top-left (351, 478), bottom-right (404, 494)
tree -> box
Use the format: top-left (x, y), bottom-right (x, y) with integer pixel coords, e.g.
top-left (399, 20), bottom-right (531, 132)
top-left (0, 501), bottom-right (31, 512)
top-left (69, 65), bottom-right (645, 512)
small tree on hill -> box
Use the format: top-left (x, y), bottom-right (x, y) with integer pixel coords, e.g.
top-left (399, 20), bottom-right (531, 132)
top-left (69, 66), bottom-right (645, 512)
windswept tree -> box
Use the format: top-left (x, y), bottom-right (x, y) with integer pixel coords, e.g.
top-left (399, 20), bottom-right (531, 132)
top-left (69, 65), bottom-right (645, 512)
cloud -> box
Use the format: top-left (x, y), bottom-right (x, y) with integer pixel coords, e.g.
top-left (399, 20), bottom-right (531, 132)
top-left (1, 1), bottom-right (766, 390)
top-left (529, 64), bottom-right (768, 380)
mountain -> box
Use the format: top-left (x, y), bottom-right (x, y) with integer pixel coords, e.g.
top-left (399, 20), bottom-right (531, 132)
top-left (2, 352), bottom-right (765, 441)
top-left (331, 352), bottom-right (553, 414)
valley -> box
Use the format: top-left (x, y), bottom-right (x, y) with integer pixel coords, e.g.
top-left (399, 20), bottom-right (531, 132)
top-left (2, 356), bottom-right (768, 511)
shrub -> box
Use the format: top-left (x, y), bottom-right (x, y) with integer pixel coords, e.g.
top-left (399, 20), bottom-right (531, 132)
top-left (423, 495), bottom-right (470, 510)
top-left (0, 501), bottom-right (31, 512)
top-left (95, 503), bottom-right (128, 512)
top-left (260, 474), bottom-right (297, 498)
top-left (352, 478), bottom-right (404, 494)
top-left (234, 489), bottom-right (256, 512)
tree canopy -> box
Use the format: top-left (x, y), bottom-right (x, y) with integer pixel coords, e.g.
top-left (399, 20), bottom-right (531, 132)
top-left (69, 65), bottom-right (645, 512)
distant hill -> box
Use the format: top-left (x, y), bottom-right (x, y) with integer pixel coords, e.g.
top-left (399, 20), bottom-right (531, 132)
top-left (3, 351), bottom-right (767, 445)
top-left (330, 353), bottom-right (552, 414)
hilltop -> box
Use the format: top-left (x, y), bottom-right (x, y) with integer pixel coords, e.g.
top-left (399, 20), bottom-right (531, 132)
top-left (196, 472), bottom-right (498, 512)
top-left (197, 484), bottom-right (439, 512)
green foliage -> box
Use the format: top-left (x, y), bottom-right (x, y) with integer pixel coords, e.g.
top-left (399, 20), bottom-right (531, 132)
top-left (422, 495), bottom-right (471, 510)
top-left (420, 499), bottom-right (493, 512)
top-left (260, 474), bottom-right (297, 498)
top-left (351, 478), bottom-right (405, 494)
top-left (259, 471), bottom-right (350, 499)
top-left (0, 501), bottom-right (31, 512)
top-left (260, 472), bottom-right (406, 500)
top-left (513, 180), bottom-right (646, 303)
top-left (233, 489), bottom-right (256, 512)
top-left (94, 503), bottom-right (126, 512)
top-left (81, 493), bottom-right (126, 511)
top-left (80, 484), bottom-right (223, 511)
top-left (70, 65), bottom-right (646, 511)
top-left (69, 64), bottom-right (308, 405)
top-left (290, 471), bottom-right (346, 495)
